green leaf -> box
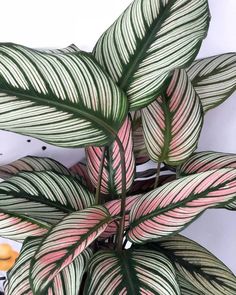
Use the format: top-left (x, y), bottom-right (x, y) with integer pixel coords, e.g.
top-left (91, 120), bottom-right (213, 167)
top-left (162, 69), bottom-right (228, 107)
top-left (5, 236), bottom-right (92, 295)
top-left (37, 43), bottom-right (80, 54)
top-left (127, 169), bottom-right (236, 243)
top-left (141, 69), bottom-right (203, 165)
top-left (0, 156), bottom-right (71, 180)
top-left (0, 171), bottom-right (95, 225)
top-left (84, 249), bottom-right (180, 295)
top-left (187, 53), bottom-right (236, 112)
top-left (29, 206), bottom-right (111, 294)
top-left (176, 272), bottom-right (204, 295)
top-left (93, 0), bottom-right (210, 110)
top-left (0, 43), bottom-right (128, 147)
top-left (140, 235), bottom-right (236, 295)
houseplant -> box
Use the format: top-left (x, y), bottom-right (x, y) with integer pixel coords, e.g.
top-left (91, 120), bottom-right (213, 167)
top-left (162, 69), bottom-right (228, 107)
top-left (0, 0), bottom-right (235, 293)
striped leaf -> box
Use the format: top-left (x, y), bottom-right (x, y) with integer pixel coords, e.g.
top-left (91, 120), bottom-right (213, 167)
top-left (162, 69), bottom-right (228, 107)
top-left (176, 272), bottom-right (204, 295)
top-left (141, 235), bottom-right (236, 295)
top-left (0, 212), bottom-right (48, 242)
top-left (86, 117), bottom-right (135, 195)
top-left (0, 171), bottom-right (94, 225)
top-left (141, 69), bottom-right (203, 165)
top-left (131, 111), bottom-right (149, 164)
top-left (179, 151), bottom-right (236, 177)
top-left (0, 43), bottom-right (128, 147)
top-left (127, 169), bottom-right (236, 244)
top-left (29, 206), bottom-right (111, 294)
top-left (69, 162), bottom-right (95, 192)
top-left (0, 156), bottom-right (71, 180)
top-left (93, 0), bottom-right (210, 110)
top-left (100, 195), bottom-right (141, 239)
top-left (5, 237), bottom-right (92, 295)
top-left (37, 44), bottom-right (80, 54)
top-left (187, 53), bottom-right (236, 112)
top-left (178, 151), bottom-right (236, 210)
top-left (84, 249), bottom-right (180, 295)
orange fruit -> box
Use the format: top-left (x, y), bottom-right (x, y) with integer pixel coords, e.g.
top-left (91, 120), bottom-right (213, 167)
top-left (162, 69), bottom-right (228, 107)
top-left (0, 243), bottom-right (12, 259)
top-left (0, 244), bottom-right (19, 271)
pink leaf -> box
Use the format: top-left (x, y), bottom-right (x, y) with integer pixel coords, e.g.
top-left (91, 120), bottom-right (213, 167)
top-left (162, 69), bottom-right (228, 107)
top-left (86, 117), bottom-right (135, 194)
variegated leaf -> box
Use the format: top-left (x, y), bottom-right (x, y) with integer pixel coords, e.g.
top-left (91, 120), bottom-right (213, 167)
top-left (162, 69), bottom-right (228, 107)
top-left (93, 0), bottom-right (210, 110)
top-left (0, 171), bottom-right (94, 225)
top-left (5, 236), bottom-right (92, 295)
top-left (176, 272), bottom-right (203, 295)
top-left (0, 156), bottom-right (71, 180)
top-left (37, 44), bottom-right (80, 54)
top-left (131, 111), bottom-right (149, 164)
top-left (127, 169), bottom-right (236, 244)
top-left (30, 206), bottom-right (111, 294)
top-left (142, 69), bottom-right (203, 165)
top-left (187, 53), bottom-right (236, 112)
top-left (0, 43), bottom-right (128, 147)
top-left (142, 235), bottom-right (236, 295)
top-left (0, 212), bottom-right (48, 242)
top-left (179, 151), bottom-right (236, 209)
top-left (100, 195), bottom-right (141, 239)
top-left (86, 117), bottom-right (135, 195)
top-left (84, 249), bottom-right (180, 295)
top-left (179, 151), bottom-right (236, 177)
top-left (69, 162), bottom-right (95, 192)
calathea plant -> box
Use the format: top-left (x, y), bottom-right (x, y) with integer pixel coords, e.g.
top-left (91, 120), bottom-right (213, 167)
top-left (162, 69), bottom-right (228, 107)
top-left (0, 0), bottom-right (236, 294)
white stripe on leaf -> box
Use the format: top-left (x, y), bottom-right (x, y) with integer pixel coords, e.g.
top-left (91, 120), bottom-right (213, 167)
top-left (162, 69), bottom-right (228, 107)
top-left (128, 169), bottom-right (236, 243)
top-left (0, 43), bottom-right (128, 147)
top-left (187, 53), bottom-right (236, 112)
top-left (84, 249), bottom-right (180, 295)
top-left (5, 236), bottom-right (92, 295)
top-left (141, 69), bottom-right (203, 166)
top-left (93, 0), bottom-right (210, 110)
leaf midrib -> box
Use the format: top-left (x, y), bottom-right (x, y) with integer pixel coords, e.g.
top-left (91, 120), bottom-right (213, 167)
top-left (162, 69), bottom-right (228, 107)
top-left (0, 207), bottom-right (50, 229)
top-left (0, 190), bottom-right (74, 214)
top-left (1, 88), bottom-right (117, 139)
top-left (30, 209), bottom-right (111, 293)
top-left (120, 252), bottom-right (137, 294)
top-left (130, 177), bottom-right (236, 228)
top-left (118, 0), bottom-right (177, 91)
top-left (154, 243), bottom-right (236, 289)
top-left (190, 54), bottom-right (236, 85)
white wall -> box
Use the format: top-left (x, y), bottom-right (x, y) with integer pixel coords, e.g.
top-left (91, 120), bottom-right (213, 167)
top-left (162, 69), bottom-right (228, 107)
top-left (0, 0), bottom-right (235, 273)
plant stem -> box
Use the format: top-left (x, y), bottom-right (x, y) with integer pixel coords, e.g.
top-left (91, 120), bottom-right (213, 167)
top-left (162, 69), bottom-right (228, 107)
top-left (95, 147), bottom-right (106, 205)
top-left (115, 136), bottom-right (127, 251)
top-left (154, 162), bottom-right (161, 189)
